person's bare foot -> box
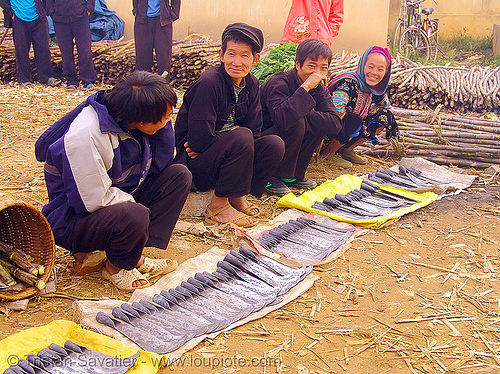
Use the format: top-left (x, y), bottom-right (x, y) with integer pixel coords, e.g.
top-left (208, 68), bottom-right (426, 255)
top-left (205, 196), bottom-right (256, 226)
top-left (105, 259), bottom-right (149, 288)
top-left (229, 196), bottom-right (260, 216)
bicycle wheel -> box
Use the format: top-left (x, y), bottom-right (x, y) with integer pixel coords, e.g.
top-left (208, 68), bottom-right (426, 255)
top-left (399, 26), bottom-right (431, 63)
top-left (429, 33), bottom-right (439, 61)
top-left (392, 20), bottom-right (405, 52)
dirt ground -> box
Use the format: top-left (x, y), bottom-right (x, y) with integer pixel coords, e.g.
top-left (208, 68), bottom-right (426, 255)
top-left (1, 83), bottom-right (500, 374)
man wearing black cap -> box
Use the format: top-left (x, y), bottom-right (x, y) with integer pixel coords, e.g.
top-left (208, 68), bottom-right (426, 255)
top-left (175, 22), bottom-right (285, 227)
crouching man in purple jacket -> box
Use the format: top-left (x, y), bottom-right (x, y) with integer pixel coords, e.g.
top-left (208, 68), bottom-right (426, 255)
top-left (35, 71), bottom-right (192, 291)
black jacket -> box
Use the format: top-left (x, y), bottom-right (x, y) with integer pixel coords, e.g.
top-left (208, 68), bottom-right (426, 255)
top-left (260, 68), bottom-right (342, 136)
top-left (174, 64), bottom-right (263, 162)
top-left (45, 0), bottom-right (95, 23)
top-left (0, 0), bottom-right (47, 27)
top-left (133, 0), bottom-right (180, 27)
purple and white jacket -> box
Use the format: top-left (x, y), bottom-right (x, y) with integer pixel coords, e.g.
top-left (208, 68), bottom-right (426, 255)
top-left (35, 92), bottom-right (175, 252)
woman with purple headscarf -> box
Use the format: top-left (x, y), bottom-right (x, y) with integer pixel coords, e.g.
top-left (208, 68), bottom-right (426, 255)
top-left (322, 46), bottom-right (402, 167)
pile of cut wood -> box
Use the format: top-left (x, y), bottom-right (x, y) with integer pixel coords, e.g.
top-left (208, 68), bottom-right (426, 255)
top-left (0, 32), bottom-right (221, 88)
top-left (357, 106), bottom-right (500, 169)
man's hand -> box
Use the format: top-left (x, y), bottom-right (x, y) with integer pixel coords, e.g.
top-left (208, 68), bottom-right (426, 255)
top-left (301, 72), bottom-right (327, 92)
top-left (184, 142), bottom-right (199, 159)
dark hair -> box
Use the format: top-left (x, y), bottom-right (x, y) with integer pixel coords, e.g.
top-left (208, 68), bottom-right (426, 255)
top-left (295, 39), bottom-right (333, 67)
top-left (221, 31), bottom-right (259, 56)
top-left (101, 71), bottom-right (177, 131)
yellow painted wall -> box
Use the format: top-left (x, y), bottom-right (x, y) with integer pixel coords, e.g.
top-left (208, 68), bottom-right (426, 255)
top-left (103, 0), bottom-right (390, 54)
top-left (389, 0), bottom-right (500, 38)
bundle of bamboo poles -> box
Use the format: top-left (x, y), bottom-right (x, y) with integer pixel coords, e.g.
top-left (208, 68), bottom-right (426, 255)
top-left (388, 55), bottom-right (500, 113)
top-left (0, 241), bottom-right (46, 290)
top-left (357, 106), bottom-right (500, 168)
top-left (169, 36), bottom-right (221, 88)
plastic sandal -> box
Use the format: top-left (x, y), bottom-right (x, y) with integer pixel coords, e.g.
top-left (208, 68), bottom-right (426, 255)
top-left (102, 267), bottom-right (150, 291)
top-left (137, 257), bottom-right (178, 278)
top-left (229, 200), bottom-right (260, 217)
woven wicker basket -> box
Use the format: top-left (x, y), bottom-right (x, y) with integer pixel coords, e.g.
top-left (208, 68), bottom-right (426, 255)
top-left (0, 202), bottom-right (55, 301)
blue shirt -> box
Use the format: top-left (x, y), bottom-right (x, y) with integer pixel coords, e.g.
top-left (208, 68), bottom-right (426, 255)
top-left (147, 0), bottom-right (161, 17)
top-left (10, 0), bottom-right (39, 21)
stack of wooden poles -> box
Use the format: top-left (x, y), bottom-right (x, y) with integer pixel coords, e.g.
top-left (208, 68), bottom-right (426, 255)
top-left (357, 106), bottom-right (500, 169)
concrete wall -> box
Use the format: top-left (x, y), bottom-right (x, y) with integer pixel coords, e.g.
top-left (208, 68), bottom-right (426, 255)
top-left (389, 0), bottom-right (500, 38)
top-left (103, 0), bottom-right (390, 54)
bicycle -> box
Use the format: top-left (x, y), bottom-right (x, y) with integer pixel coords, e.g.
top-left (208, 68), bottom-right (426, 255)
top-left (392, 0), bottom-right (440, 63)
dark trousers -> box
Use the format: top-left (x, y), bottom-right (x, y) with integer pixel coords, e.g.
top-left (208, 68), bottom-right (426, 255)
top-left (264, 116), bottom-right (340, 180)
top-left (134, 16), bottom-right (173, 76)
top-left (188, 127), bottom-right (285, 198)
top-left (12, 16), bottom-right (54, 83)
top-left (71, 164), bottom-right (191, 270)
top-left (53, 16), bottom-right (96, 86)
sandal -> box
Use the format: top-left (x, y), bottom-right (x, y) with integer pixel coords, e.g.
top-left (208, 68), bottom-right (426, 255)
top-left (137, 257), bottom-right (178, 278)
top-left (229, 199), bottom-right (260, 217)
top-left (102, 267), bottom-right (150, 291)
top-left (204, 203), bottom-right (257, 228)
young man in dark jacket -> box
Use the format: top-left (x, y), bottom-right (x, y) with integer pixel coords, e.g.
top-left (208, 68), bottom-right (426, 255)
top-left (35, 71), bottom-right (192, 291)
top-left (0, 0), bottom-right (60, 86)
top-left (132, 0), bottom-right (180, 77)
top-left (175, 23), bottom-right (285, 227)
top-left (45, 0), bottom-right (96, 90)
top-left (260, 38), bottom-right (344, 195)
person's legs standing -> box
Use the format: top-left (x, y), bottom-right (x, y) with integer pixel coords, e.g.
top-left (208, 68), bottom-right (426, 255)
top-left (31, 17), bottom-right (55, 83)
top-left (12, 17), bottom-right (33, 83)
top-left (73, 15), bottom-right (96, 85)
top-left (154, 21), bottom-right (173, 77)
top-left (53, 21), bottom-right (78, 86)
top-left (134, 17), bottom-right (155, 72)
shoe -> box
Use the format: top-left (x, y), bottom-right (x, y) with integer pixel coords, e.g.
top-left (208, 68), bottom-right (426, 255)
top-left (45, 77), bottom-right (61, 87)
top-left (265, 177), bottom-right (292, 196)
top-left (328, 153), bottom-right (353, 169)
top-left (101, 267), bottom-right (150, 291)
top-left (66, 84), bottom-right (78, 91)
top-left (337, 148), bottom-right (367, 165)
top-left (137, 257), bottom-right (178, 279)
top-left (282, 178), bottom-right (317, 189)
top-left (20, 81), bottom-right (33, 87)
top-left (204, 203), bottom-right (257, 228)
top-left (82, 83), bottom-right (96, 90)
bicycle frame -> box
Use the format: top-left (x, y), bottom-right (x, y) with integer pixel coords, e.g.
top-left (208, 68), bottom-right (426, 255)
top-left (394, 0), bottom-right (440, 62)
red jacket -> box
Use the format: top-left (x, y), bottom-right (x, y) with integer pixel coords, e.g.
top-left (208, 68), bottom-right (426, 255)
top-left (281, 0), bottom-right (344, 47)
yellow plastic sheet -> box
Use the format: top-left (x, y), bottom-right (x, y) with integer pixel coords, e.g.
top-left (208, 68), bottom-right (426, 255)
top-left (0, 320), bottom-right (162, 373)
top-left (277, 174), bottom-right (438, 227)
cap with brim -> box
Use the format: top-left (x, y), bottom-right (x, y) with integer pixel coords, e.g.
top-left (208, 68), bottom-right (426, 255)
top-left (222, 22), bottom-right (264, 53)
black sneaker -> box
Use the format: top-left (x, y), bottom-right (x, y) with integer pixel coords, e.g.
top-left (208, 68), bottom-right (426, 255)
top-left (265, 177), bottom-right (292, 196)
top-left (282, 178), bottom-right (317, 189)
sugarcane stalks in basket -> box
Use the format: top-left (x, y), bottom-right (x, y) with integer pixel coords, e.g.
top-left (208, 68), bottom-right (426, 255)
top-left (0, 261), bottom-right (16, 287)
top-left (0, 259), bottom-right (46, 290)
top-left (0, 241), bottom-right (44, 276)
